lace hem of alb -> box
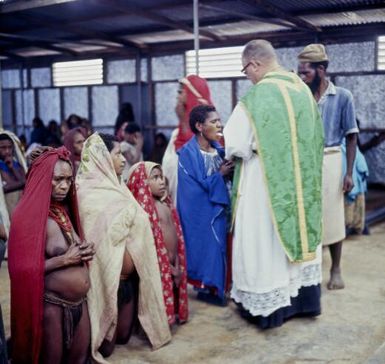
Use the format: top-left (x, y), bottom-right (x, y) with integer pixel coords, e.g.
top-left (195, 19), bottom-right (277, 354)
top-left (231, 263), bottom-right (322, 317)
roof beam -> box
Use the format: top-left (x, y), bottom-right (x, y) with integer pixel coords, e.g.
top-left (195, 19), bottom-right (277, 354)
top-left (94, 0), bottom-right (223, 42)
top-left (199, 3), bottom-right (293, 29)
top-left (0, 32), bottom-right (79, 56)
top-left (0, 50), bottom-right (24, 61)
top-left (144, 22), bottom-right (382, 55)
top-left (15, 13), bottom-right (144, 51)
top-left (251, 0), bottom-right (322, 33)
top-left (0, 11), bottom-right (121, 34)
top-left (294, 3), bottom-right (385, 16)
top-left (0, 0), bottom-right (78, 14)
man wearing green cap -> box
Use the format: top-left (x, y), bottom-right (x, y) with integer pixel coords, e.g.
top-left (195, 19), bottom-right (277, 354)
top-left (298, 43), bottom-right (358, 290)
top-left (224, 39), bottom-right (324, 328)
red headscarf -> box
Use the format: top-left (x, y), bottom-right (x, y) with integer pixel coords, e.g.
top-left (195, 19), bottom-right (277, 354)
top-left (63, 127), bottom-right (86, 175)
top-left (127, 162), bottom-right (188, 324)
top-left (174, 75), bottom-right (213, 151)
top-left (8, 147), bottom-right (83, 364)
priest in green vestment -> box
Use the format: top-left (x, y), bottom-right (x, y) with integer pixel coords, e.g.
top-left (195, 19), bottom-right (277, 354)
top-left (224, 39), bottom-right (324, 329)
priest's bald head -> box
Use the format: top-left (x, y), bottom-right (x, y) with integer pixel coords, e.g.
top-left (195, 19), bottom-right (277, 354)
top-left (241, 39), bottom-right (280, 84)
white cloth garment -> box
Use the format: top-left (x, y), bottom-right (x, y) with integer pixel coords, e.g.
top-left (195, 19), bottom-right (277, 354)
top-left (224, 103), bottom-right (322, 317)
top-left (322, 147), bottom-right (345, 245)
top-left (162, 128), bottom-right (179, 205)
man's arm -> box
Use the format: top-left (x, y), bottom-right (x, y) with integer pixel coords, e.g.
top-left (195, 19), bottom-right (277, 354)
top-left (1, 167), bottom-right (26, 193)
top-left (343, 133), bottom-right (357, 193)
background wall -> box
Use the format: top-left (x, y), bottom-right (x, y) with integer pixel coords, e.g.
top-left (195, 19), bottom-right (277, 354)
top-left (1, 40), bottom-right (384, 183)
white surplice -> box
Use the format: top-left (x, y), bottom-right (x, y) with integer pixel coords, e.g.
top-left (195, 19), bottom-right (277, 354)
top-left (224, 103), bottom-right (322, 317)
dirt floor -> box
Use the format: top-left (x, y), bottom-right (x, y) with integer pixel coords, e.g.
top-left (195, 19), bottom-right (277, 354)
top-left (1, 222), bottom-right (385, 364)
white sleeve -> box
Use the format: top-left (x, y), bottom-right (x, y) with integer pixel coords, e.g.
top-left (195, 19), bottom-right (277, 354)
top-left (223, 103), bottom-right (254, 160)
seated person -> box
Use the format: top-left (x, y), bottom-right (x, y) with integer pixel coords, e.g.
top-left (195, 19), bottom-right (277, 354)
top-left (177, 105), bottom-right (233, 305)
top-left (120, 123), bottom-right (144, 182)
top-left (8, 147), bottom-right (94, 364)
top-left (0, 131), bottom-right (27, 215)
top-left (76, 133), bottom-right (170, 361)
top-left (127, 162), bottom-right (188, 325)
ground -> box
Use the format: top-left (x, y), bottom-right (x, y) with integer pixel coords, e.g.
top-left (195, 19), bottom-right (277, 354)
top-left (1, 223), bottom-right (385, 364)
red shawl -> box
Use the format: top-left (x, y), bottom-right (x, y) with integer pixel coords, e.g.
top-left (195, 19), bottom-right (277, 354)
top-left (127, 162), bottom-right (188, 324)
top-left (174, 75), bottom-right (213, 151)
top-left (63, 127), bottom-right (86, 175)
top-left (7, 147), bottom-right (83, 364)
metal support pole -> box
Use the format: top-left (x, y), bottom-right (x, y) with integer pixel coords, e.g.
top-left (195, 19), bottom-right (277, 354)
top-left (193, 0), bottom-right (199, 75)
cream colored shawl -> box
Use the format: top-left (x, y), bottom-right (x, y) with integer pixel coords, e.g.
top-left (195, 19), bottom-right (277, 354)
top-left (76, 133), bottom-right (171, 363)
top-left (0, 129), bottom-right (27, 234)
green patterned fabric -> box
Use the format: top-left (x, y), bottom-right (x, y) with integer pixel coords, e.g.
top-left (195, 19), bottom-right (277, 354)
top-left (234, 71), bottom-right (324, 262)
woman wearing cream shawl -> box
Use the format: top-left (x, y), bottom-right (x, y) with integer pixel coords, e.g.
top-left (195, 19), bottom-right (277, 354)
top-left (0, 129), bottom-right (27, 232)
top-left (76, 133), bottom-right (170, 363)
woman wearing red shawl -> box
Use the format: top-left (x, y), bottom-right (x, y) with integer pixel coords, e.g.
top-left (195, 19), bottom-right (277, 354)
top-left (8, 147), bottom-right (95, 364)
top-left (63, 127), bottom-right (86, 176)
top-left (162, 75), bottom-right (213, 203)
top-left (127, 162), bottom-right (188, 325)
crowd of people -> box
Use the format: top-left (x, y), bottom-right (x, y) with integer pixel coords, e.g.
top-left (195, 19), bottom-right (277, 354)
top-left (0, 39), bottom-right (375, 363)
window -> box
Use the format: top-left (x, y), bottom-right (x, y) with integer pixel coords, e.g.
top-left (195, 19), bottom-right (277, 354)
top-left (378, 36), bottom-right (385, 71)
top-left (185, 46), bottom-right (243, 78)
top-left (52, 59), bottom-right (103, 87)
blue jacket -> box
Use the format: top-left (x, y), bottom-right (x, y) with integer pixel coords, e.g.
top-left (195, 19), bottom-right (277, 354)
top-left (177, 136), bottom-right (230, 297)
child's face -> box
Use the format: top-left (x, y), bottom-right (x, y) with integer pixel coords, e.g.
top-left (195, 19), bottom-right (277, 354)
top-left (147, 167), bottom-right (166, 199)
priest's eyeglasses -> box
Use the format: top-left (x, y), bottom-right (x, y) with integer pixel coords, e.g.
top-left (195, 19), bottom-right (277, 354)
top-left (241, 62), bottom-right (252, 74)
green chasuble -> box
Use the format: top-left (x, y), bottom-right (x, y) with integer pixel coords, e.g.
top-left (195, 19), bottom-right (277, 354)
top-left (233, 70), bottom-right (324, 262)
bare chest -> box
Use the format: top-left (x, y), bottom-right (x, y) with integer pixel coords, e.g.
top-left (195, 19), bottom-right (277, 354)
top-left (155, 201), bottom-right (174, 226)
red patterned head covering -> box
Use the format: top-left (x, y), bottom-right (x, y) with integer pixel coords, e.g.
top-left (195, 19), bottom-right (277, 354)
top-left (174, 74), bottom-right (213, 151)
top-left (127, 161), bottom-right (188, 324)
top-left (8, 146), bottom-right (82, 364)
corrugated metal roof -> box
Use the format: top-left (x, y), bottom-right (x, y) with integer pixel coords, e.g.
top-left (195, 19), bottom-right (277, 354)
top-left (0, 0), bottom-right (384, 62)
top-left (268, 0), bottom-right (385, 12)
top-left (124, 30), bottom-right (197, 44)
top-left (302, 9), bottom-right (385, 26)
top-left (204, 21), bottom-right (289, 37)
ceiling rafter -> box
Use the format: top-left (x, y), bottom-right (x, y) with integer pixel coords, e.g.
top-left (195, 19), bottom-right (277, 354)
top-left (0, 50), bottom-right (24, 61)
top-left (1, 22), bottom-right (381, 67)
top-left (94, 0), bottom-right (223, 42)
top-left (0, 0), bottom-right (78, 14)
top-left (199, 3), bottom-right (293, 29)
top-left (251, 0), bottom-right (322, 33)
top-left (0, 11), bottom-right (121, 34)
top-left (15, 13), bottom-right (145, 51)
top-left (144, 22), bottom-right (380, 55)
top-left (294, 3), bottom-right (385, 16)
top-left (0, 32), bottom-right (79, 56)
